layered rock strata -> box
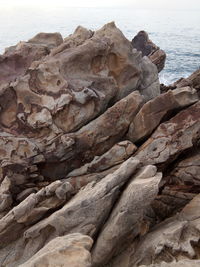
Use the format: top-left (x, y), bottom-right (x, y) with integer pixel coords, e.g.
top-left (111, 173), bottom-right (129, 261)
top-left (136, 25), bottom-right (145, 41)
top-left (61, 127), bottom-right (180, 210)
top-left (0, 22), bottom-right (200, 267)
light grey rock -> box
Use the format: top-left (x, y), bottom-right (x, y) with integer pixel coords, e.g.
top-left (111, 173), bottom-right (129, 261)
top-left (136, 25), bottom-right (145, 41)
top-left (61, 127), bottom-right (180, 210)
top-left (20, 233), bottom-right (93, 267)
top-left (92, 165), bottom-right (162, 266)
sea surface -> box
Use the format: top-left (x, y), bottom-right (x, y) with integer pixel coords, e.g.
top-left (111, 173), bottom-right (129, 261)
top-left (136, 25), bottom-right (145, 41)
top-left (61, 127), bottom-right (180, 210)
top-left (0, 6), bottom-right (199, 84)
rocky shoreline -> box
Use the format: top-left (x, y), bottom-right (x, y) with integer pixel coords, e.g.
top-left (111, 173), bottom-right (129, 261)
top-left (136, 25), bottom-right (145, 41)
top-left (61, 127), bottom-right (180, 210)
top-left (0, 22), bottom-right (200, 267)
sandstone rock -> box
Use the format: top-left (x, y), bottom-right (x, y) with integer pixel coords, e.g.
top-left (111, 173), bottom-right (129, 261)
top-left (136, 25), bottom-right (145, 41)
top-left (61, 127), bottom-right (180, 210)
top-left (135, 101), bottom-right (200, 167)
top-left (20, 233), bottom-right (93, 267)
top-left (1, 23), bottom-right (200, 267)
top-left (28, 32), bottom-right (63, 49)
top-left (92, 165), bottom-right (162, 266)
top-left (0, 32), bottom-right (62, 87)
top-left (0, 22), bottom-right (160, 182)
top-left (127, 87), bottom-right (199, 143)
top-left (132, 31), bottom-right (166, 72)
top-left (143, 259), bottom-right (200, 267)
top-left (152, 187), bottom-right (195, 221)
top-left (0, 158), bottom-right (140, 266)
top-left (174, 69), bottom-right (200, 91)
top-left (0, 180), bottom-right (74, 247)
top-left (66, 164), bottom-right (120, 192)
top-left (138, 56), bottom-right (160, 101)
top-left (149, 49), bottom-right (166, 73)
top-left (51, 26), bottom-right (93, 56)
top-left (0, 176), bottom-right (12, 212)
top-left (0, 22), bottom-right (159, 135)
top-left (67, 140), bottom-right (137, 177)
top-left (170, 151), bottom-right (200, 186)
top-left (129, 194), bottom-right (200, 266)
top-left (40, 91), bottom-right (144, 179)
top-left (151, 149), bottom-right (200, 221)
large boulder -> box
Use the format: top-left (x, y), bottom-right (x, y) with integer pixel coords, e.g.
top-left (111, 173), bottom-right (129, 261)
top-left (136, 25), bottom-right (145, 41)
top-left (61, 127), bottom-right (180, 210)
top-left (132, 31), bottom-right (166, 72)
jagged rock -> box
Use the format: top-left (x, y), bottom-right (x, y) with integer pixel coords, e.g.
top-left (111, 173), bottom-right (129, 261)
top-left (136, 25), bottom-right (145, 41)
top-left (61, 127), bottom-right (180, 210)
top-left (149, 49), bottom-right (166, 73)
top-left (0, 22), bottom-right (160, 182)
top-left (37, 90), bottom-right (144, 179)
top-left (66, 164), bottom-right (120, 192)
top-left (20, 233), bottom-right (93, 267)
top-left (28, 32), bottom-right (63, 49)
top-left (135, 101), bottom-right (200, 167)
top-left (67, 140), bottom-right (137, 177)
top-left (143, 259), bottom-right (200, 267)
top-left (129, 194), bottom-right (200, 266)
top-left (132, 31), bottom-right (166, 72)
top-left (174, 69), bottom-right (200, 91)
top-left (92, 165), bottom-right (162, 266)
top-left (127, 87), bottom-right (199, 143)
top-left (151, 149), bottom-right (200, 221)
top-left (169, 150), bottom-right (200, 186)
top-left (0, 176), bottom-right (12, 212)
top-left (51, 26), bottom-right (93, 56)
top-left (0, 158), bottom-right (140, 266)
top-left (0, 90), bottom-right (143, 182)
top-left (0, 32), bottom-right (63, 88)
top-left (0, 22), bottom-right (158, 135)
top-left (162, 69), bottom-right (200, 94)
top-left (0, 180), bottom-right (74, 247)
top-left (1, 22), bottom-right (200, 267)
top-left (152, 187), bottom-right (195, 221)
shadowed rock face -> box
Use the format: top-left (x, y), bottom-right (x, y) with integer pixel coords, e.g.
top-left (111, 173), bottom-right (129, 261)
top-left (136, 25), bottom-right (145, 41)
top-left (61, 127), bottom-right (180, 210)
top-left (132, 30), bottom-right (166, 72)
top-left (0, 22), bottom-right (200, 267)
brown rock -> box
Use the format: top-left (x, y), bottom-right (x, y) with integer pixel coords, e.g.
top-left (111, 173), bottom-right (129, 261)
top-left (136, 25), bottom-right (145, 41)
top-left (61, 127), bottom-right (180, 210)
top-left (39, 90), bottom-right (144, 179)
top-left (174, 69), bottom-right (200, 91)
top-left (28, 32), bottom-right (63, 49)
top-left (67, 140), bottom-right (137, 177)
top-left (129, 194), bottom-right (200, 266)
top-left (127, 87), bottom-right (199, 143)
top-left (51, 26), bottom-right (93, 56)
top-left (135, 101), bottom-right (200, 167)
top-left (0, 32), bottom-right (63, 87)
top-left (132, 31), bottom-right (166, 72)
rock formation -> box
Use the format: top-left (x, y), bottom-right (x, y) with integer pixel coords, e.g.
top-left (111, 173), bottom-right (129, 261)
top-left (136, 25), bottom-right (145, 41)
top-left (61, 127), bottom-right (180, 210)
top-left (132, 30), bottom-right (166, 72)
top-left (0, 22), bottom-right (200, 267)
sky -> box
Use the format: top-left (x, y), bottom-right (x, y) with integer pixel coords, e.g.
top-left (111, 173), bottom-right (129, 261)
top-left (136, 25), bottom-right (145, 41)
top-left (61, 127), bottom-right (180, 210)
top-left (0, 0), bottom-right (199, 9)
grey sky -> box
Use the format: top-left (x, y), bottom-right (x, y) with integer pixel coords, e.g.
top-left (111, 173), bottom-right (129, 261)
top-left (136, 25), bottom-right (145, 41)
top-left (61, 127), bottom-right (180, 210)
top-left (1, 0), bottom-right (200, 9)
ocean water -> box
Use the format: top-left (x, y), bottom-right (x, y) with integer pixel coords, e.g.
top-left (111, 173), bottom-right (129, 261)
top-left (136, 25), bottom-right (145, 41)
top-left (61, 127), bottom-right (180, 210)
top-left (0, 6), bottom-right (199, 84)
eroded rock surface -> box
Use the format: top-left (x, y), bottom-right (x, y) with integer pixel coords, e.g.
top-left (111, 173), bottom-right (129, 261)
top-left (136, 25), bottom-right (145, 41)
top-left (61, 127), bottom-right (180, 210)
top-left (129, 194), bottom-right (200, 266)
top-left (127, 86), bottom-right (199, 143)
top-left (92, 166), bottom-right (162, 266)
top-left (0, 22), bottom-right (200, 267)
top-left (135, 101), bottom-right (200, 167)
top-left (20, 233), bottom-right (93, 267)
top-left (132, 31), bottom-right (166, 72)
